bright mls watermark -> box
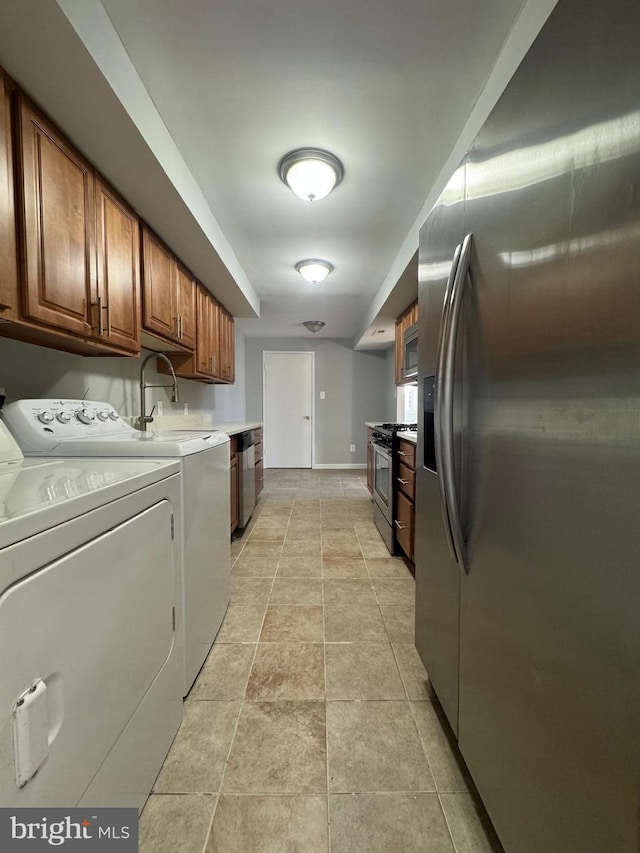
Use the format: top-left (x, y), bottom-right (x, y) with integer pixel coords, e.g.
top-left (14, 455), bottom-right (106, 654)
top-left (0, 809), bottom-right (138, 851)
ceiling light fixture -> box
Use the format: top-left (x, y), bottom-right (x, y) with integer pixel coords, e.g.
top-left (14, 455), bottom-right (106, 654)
top-left (295, 259), bottom-right (333, 283)
top-left (303, 321), bottom-right (325, 334)
top-left (279, 148), bottom-right (344, 201)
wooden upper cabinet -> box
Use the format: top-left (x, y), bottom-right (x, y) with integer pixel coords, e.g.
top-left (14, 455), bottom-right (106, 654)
top-left (94, 178), bottom-right (140, 354)
top-left (195, 284), bottom-right (216, 378)
top-left (142, 227), bottom-right (178, 341)
top-left (141, 226), bottom-right (195, 351)
top-left (16, 94), bottom-right (95, 337)
top-left (217, 307), bottom-right (235, 383)
top-left (176, 264), bottom-right (196, 349)
top-left (0, 71), bottom-right (17, 316)
top-left (0, 87), bottom-right (138, 356)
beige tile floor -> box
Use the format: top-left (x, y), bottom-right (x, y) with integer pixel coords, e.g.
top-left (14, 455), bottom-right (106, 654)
top-left (140, 469), bottom-right (504, 853)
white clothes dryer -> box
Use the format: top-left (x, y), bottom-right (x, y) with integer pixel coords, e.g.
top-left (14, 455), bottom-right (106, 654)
top-left (0, 420), bottom-right (183, 810)
top-left (4, 399), bottom-right (231, 696)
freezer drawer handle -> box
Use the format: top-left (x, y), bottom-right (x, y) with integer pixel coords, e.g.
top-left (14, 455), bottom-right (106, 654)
top-left (435, 233), bottom-right (473, 573)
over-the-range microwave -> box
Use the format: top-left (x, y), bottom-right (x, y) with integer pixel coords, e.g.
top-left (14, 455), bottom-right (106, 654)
top-left (403, 322), bottom-right (418, 380)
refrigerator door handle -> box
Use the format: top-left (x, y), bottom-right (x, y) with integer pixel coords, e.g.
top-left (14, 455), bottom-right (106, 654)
top-left (441, 232), bottom-right (473, 572)
top-left (434, 241), bottom-right (462, 564)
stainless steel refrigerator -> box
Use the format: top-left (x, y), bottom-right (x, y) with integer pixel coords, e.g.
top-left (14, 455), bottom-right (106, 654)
top-left (415, 1), bottom-right (640, 851)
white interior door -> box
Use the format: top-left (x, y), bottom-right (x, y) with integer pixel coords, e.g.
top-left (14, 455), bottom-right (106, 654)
top-left (263, 351), bottom-right (313, 468)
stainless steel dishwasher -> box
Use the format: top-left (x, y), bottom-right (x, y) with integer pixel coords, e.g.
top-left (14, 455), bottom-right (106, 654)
top-left (237, 429), bottom-right (256, 527)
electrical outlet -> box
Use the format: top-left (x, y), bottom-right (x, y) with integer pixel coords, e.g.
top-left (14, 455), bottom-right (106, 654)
top-left (320, 391), bottom-right (326, 399)
top-left (350, 444), bottom-right (355, 452)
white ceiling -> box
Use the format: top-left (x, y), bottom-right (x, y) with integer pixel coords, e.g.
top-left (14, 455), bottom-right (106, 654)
top-left (0, 0), bottom-right (558, 346)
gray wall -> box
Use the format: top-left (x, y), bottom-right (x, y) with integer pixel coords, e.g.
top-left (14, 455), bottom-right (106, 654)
top-left (244, 337), bottom-right (393, 466)
top-left (0, 334), bottom-right (246, 423)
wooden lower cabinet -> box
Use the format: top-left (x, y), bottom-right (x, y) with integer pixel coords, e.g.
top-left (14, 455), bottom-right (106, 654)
top-left (255, 427), bottom-right (264, 498)
top-left (395, 490), bottom-right (415, 561)
top-left (395, 438), bottom-right (416, 561)
top-left (230, 437), bottom-right (239, 534)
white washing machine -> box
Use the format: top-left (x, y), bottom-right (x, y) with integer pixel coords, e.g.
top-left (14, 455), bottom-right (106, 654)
top-left (0, 419), bottom-right (183, 809)
top-left (4, 399), bottom-right (231, 696)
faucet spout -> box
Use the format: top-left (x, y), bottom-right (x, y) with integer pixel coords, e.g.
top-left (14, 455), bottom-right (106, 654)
top-left (138, 352), bottom-right (180, 431)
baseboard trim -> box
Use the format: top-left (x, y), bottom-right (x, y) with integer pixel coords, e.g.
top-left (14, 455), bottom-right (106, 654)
top-left (312, 463), bottom-right (367, 470)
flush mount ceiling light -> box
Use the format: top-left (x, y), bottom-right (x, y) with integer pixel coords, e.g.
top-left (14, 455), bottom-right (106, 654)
top-left (295, 259), bottom-right (334, 283)
top-left (279, 148), bottom-right (344, 201)
top-left (303, 320), bottom-right (325, 334)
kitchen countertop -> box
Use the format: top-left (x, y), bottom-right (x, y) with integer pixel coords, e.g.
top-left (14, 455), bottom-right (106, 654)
top-left (211, 422), bottom-right (262, 436)
top-left (135, 414), bottom-right (262, 436)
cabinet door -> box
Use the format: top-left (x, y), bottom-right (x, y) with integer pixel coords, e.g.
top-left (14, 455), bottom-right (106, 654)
top-left (218, 308), bottom-right (235, 383)
top-left (227, 313), bottom-right (235, 383)
top-left (395, 490), bottom-right (414, 560)
top-left (217, 308), bottom-right (227, 381)
top-left (17, 95), bottom-right (94, 336)
top-left (95, 179), bottom-right (140, 353)
top-left (209, 297), bottom-right (222, 380)
top-left (176, 264), bottom-right (196, 350)
top-left (255, 459), bottom-right (264, 498)
top-left (0, 71), bottom-right (17, 315)
top-left (142, 227), bottom-right (178, 342)
top-left (195, 285), bottom-right (214, 377)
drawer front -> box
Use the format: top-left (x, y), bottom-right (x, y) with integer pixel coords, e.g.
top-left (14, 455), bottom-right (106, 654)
top-left (254, 426), bottom-right (263, 441)
top-left (395, 490), bottom-right (414, 561)
top-left (397, 461), bottom-right (415, 501)
top-left (397, 439), bottom-right (416, 469)
top-left (254, 440), bottom-right (263, 464)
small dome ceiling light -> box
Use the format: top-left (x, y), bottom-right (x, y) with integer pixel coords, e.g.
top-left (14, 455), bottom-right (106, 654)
top-left (279, 148), bottom-right (344, 201)
top-left (296, 259), bottom-right (333, 283)
top-left (303, 321), bottom-right (325, 334)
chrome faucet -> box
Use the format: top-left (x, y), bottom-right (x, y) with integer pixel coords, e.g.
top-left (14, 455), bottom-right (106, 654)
top-left (137, 352), bottom-right (180, 431)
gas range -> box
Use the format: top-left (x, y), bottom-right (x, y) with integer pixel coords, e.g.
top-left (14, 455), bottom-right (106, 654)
top-left (371, 423), bottom-right (418, 449)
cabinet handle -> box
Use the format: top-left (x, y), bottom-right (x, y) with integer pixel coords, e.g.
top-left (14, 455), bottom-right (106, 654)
top-left (179, 314), bottom-right (183, 338)
top-left (394, 520), bottom-right (408, 529)
top-left (96, 297), bottom-right (111, 336)
top-left (173, 316), bottom-right (179, 337)
top-left (397, 478), bottom-right (409, 485)
top-left (211, 355), bottom-right (216, 373)
top-left (398, 451), bottom-right (410, 456)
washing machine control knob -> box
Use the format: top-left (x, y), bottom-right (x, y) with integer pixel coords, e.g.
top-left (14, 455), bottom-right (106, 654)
top-left (96, 410), bottom-right (111, 421)
top-left (56, 412), bottom-right (71, 424)
top-left (76, 408), bottom-right (96, 425)
top-left (108, 411), bottom-right (119, 421)
top-left (37, 411), bottom-right (54, 424)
